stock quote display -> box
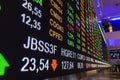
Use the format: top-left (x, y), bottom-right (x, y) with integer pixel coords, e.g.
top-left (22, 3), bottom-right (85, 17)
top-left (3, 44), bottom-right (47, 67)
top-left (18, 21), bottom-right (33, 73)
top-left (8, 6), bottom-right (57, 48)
top-left (0, 0), bottom-right (109, 79)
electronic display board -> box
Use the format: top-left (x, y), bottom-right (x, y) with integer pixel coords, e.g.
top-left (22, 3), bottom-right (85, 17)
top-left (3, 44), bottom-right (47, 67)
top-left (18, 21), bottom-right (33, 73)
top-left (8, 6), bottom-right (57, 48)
top-left (0, 0), bottom-right (109, 79)
top-left (110, 50), bottom-right (120, 59)
top-left (110, 50), bottom-right (120, 65)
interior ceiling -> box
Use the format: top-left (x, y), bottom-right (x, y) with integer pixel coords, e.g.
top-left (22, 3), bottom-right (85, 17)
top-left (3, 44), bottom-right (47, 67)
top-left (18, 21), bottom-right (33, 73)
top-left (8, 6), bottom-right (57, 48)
top-left (93, 0), bottom-right (120, 50)
top-left (99, 0), bottom-right (120, 32)
top-left (100, 0), bottom-right (120, 19)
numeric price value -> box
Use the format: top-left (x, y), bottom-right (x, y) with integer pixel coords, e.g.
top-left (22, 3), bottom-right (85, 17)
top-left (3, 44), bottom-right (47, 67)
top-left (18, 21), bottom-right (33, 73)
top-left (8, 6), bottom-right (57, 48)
top-left (22, 0), bottom-right (42, 18)
top-left (21, 13), bottom-right (41, 31)
top-left (21, 57), bottom-right (49, 73)
top-left (61, 61), bottom-right (74, 70)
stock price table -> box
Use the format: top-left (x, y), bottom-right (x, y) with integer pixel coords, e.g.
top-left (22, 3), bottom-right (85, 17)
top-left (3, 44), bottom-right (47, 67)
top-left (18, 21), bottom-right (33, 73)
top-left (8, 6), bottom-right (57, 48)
top-left (0, 0), bottom-right (108, 80)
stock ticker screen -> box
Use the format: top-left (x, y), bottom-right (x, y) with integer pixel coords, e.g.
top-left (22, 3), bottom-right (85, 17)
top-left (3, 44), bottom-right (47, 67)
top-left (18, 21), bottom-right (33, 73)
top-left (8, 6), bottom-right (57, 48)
top-left (0, 0), bottom-right (107, 80)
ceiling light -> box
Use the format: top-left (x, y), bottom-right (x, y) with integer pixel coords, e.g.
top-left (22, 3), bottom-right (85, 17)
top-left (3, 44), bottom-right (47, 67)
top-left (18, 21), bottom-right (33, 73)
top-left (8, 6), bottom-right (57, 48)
top-left (110, 17), bottom-right (120, 21)
top-left (98, 21), bottom-right (102, 23)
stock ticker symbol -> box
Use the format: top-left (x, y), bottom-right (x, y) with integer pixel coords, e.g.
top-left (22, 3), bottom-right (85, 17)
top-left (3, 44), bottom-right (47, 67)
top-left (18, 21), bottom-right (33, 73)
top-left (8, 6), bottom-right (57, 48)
top-left (51, 59), bottom-right (58, 71)
top-left (0, 53), bottom-right (10, 76)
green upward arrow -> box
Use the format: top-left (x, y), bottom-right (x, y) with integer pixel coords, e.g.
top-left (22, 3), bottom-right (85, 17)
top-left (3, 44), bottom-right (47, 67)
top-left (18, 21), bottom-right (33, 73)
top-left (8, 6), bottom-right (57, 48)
top-left (0, 53), bottom-right (10, 76)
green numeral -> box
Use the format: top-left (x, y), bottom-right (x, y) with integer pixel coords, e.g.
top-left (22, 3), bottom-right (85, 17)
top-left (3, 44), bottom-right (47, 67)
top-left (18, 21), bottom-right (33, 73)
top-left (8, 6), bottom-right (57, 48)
top-left (33, 0), bottom-right (42, 7)
top-left (0, 5), bottom-right (2, 11)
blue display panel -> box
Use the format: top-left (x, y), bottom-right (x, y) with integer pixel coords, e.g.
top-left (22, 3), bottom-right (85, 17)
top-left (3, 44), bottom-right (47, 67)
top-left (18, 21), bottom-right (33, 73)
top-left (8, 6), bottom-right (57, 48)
top-left (110, 50), bottom-right (120, 59)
